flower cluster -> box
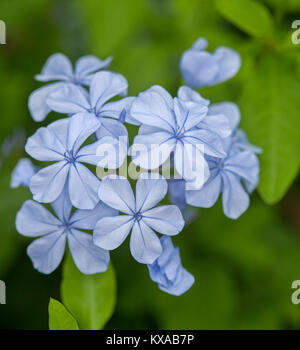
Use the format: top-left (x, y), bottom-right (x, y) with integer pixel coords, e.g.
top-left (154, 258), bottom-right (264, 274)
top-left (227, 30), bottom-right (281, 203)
top-left (13, 38), bottom-right (260, 296)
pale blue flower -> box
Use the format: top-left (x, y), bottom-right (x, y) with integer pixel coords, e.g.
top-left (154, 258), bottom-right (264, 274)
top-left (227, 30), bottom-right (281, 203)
top-left (93, 175), bottom-right (185, 264)
top-left (180, 38), bottom-right (241, 88)
top-left (186, 133), bottom-right (260, 219)
top-left (10, 158), bottom-right (37, 188)
top-left (46, 70), bottom-right (137, 128)
top-left (130, 85), bottom-right (228, 185)
top-left (25, 113), bottom-right (116, 210)
top-left (148, 236), bottom-right (194, 296)
top-left (16, 188), bottom-right (117, 274)
top-left (29, 53), bottom-right (112, 121)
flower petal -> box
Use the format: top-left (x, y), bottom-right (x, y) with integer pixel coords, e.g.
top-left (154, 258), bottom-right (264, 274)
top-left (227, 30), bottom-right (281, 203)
top-left (93, 215), bottom-right (133, 250)
top-left (177, 86), bottom-right (210, 106)
top-left (221, 171), bottom-right (250, 219)
top-left (131, 132), bottom-right (175, 170)
top-left (27, 230), bottom-right (66, 274)
top-left (130, 221), bottom-right (162, 264)
top-left (90, 71), bottom-right (128, 110)
top-left (10, 158), bottom-right (37, 189)
top-left (135, 177), bottom-right (168, 212)
top-left (30, 161), bottom-right (70, 203)
top-left (213, 46), bottom-right (241, 85)
top-left (51, 186), bottom-right (72, 222)
top-left (98, 175), bottom-right (135, 214)
top-left (68, 163), bottom-right (100, 210)
top-left (70, 201), bottom-right (118, 230)
top-left (16, 200), bottom-right (61, 237)
top-left (198, 114), bottom-right (231, 138)
top-left (160, 268), bottom-right (195, 296)
top-left (98, 97), bottom-right (138, 125)
top-left (68, 229), bottom-right (109, 274)
top-left (25, 125), bottom-right (66, 161)
top-left (35, 53), bottom-right (73, 82)
top-left (142, 205), bottom-right (184, 236)
top-left (186, 170), bottom-right (221, 208)
top-left (28, 82), bottom-right (67, 122)
top-left (75, 55), bottom-right (112, 80)
top-left (130, 89), bottom-right (176, 132)
top-left (208, 102), bottom-right (240, 132)
top-left (47, 84), bottom-right (90, 114)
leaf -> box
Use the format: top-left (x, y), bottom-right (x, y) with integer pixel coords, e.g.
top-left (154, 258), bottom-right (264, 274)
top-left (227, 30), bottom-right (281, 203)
top-left (61, 254), bottom-right (116, 330)
top-left (48, 298), bottom-right (79, 330)
top-left (240, 53), bottom-right (300, 204)
top-left (215, 0), bottom-right (273, 38)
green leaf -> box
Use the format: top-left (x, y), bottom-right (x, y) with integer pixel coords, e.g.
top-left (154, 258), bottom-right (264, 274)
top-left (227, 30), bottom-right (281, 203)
top-left (241, 53), bottom-right (300, 204)
top-left (215, 0), bottom-right (273, 38)
top-left (48, 298), bottom-right (79, 330)
top-left (61, 254), bottom-right (116, 330)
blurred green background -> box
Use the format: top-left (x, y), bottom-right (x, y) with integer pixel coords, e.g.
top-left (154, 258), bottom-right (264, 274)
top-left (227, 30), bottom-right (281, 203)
top-left (0, 0), bottom-right (300, 330)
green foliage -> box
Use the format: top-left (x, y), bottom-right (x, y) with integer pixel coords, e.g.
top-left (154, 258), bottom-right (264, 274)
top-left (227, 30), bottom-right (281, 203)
top-left (216, 0), bottom-right (273, 38)
top-left (61, 254), bottom-right (116, 330)
top-left (241, 53), bottom-right (300, 204)
top-left (48, 298), bottom-right (79, 330)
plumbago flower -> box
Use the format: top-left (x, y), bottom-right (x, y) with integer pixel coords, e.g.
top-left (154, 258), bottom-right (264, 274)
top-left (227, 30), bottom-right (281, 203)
top-left (10, 158), bottom-right (37, 188)
top-left (29, 53), bottom-right (112, 121)
top-left (180, 38), bottom-right (241, 88)
top-left (93, 175), bottom-right (184, 264)
top-left (25, 113), bottom-right (123, 210)
top-left (46, 70), bottom-right (136, 139)
top-left (186, 127), bottom-right (260, 220)
top-left (148, 236), bottom-right (194, 296)
top-left (130, 85), bottom-right (230, 188)
top-left (16, 187), bottom-right (117, 274)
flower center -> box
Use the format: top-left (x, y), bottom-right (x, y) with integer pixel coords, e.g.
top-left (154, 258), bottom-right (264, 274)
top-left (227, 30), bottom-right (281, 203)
top-left (133, 212), bottom-right (143, 222)
top-left (64, 150), bottom-right (76, 164)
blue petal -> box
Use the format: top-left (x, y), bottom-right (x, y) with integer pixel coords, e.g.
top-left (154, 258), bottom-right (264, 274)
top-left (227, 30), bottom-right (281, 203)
top-left (93, 215), bottom-right (133, 250)
top-left (177, 86), bottom-right (210, 106)
top-left (130, 89), bottom-right (176, 132)
top-left (35, 53), bottom-right (73, 82)
top-left (27, 230), bottom-right (66, 274)
top-left (135, 176), bottom-right (168, 212)
top-left (46, 84), bottom-right (90, 114)
top-left (142, 205), bottom-right (184, 236)
top-left (28, 82), bottom-right (67, 122)
top-left (208, 102), bottom-right (240, 132)
top-left (131, 132), bottom-right (175, 170)
top-left (16, 200), bottom-right (61, 237)
top-left (130, 221), bottom-right (162, 264)
top-left (232, 129), bottom-right (262, 154)
top-left (90, 71), bottom-right (128, 111)
top-left (75, 55), bottom-right (112, 81)
top-left (98, 97), bottom-right (138, 125)
top-left (186, 170), bottom-right (221, 208)
top-left (221, 171), bottom-right (250, 219)
top-left (213, 46), bottom-right (241, 85)
top-left (70, 201), bottom-right (118, 230)
top-left (98, 175), bottom-right (135, 214)
top-left (10, 158), bottom-right (37, 188)
top-left (30, 161), bottom-right (70, 203)
top-left (159, 267), bottom-right (195, 296)
top-left (51, 186), bottom-right (72, 222)
top-left (68, 229), bottom-right (109, 274)
top-left (25, 124), bottom-right (67, 162)
top-left (68, 163), bottom-right (100, 210)
top-left (168, 179), bottom-right (186, 210)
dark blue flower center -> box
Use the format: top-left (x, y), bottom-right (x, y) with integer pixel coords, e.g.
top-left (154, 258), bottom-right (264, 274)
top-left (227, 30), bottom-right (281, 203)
top-left (64, 150), bottom-right (77, 164)
top-left (133, 211), bottom-right (143, 222)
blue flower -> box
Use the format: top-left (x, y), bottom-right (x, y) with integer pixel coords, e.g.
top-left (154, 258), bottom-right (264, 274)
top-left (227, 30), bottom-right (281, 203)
top-left (130, 85), bottom-right (228, 186)
top-left (10, 158), bottom-right (37, 188)
top-left (148, 236), bottom-right (194, 296)
top-left (16, 188), bottom-right (117, 274)
top-left (180, 38), bottom-right (241, 88)
top-left (186, 132), bottom-right (260, 219)
top-left (29, 53), bottom-right (112, 121)
top-left (93, 175), bottom-right (185, 264)
top-left (47, 70), bottom-right (137, 127)
top-left (25, 113), bottom-right (117, 209)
